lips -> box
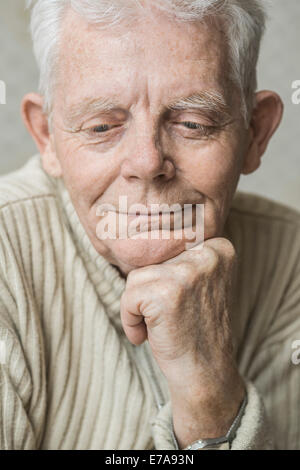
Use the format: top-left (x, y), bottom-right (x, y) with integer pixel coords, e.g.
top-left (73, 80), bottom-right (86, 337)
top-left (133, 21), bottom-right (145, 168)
top-left (119, 207), bottom-right (197, 233)
top-left (113, 207), bottom-right (184, 216)
top-left (96, 204), bottom-right (203, 242)
top-left (118, 211), bottom-right (182, 217)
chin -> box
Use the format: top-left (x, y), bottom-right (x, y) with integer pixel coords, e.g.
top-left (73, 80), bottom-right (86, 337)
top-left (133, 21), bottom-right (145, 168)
top-left (105, 237), bottom-right (188, 270)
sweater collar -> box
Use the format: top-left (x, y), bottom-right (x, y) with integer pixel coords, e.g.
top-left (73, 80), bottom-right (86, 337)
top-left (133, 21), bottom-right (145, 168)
top-left (49, 171), bottom-right (126, 330)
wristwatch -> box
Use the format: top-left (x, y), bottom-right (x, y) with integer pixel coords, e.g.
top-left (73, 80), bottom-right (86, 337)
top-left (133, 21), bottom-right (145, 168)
top-left (172, 393), bottom-right (248, 450)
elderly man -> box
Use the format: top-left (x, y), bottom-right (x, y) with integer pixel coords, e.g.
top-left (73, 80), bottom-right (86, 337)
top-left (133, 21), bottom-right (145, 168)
top-left (0, 0), bottom-right (299, 450)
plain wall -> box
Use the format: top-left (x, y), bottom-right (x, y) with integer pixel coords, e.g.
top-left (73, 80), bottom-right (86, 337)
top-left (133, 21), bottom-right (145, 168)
top-left (0, 0), bottom-right (299, 210)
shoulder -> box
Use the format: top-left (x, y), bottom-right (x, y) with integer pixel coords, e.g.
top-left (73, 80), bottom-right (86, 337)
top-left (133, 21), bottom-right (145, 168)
top-left (226, 190), bottom-right (300, 306)
top-left (229, 190), bottom-right (300, 228)
top-left (0, 155), bottom-right (66, 295)
top-left (0, 154), bottom-right (62, 259)
top-left (227, 192), bottom-right (300, 357)
top-left (0, 153), bottom-right (57, 211)
top-left (226, 190), bottom-right (300, 257)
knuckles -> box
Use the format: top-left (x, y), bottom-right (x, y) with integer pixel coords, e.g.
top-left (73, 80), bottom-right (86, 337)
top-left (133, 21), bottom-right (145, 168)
top-left (124, 238), bottom-right (237, 292)
top-left (216, 238), bottom-right (237, 260)
top-left (157, 282), bottom-right (183, 301)
top-left (120, 238), bottom-right (237, 334)
top-left (201, 247), bottom-right (220, 272)
top-left (175, 260), bottom-right (199, 281)
top-left (202, 238), bottom-right (237, 267)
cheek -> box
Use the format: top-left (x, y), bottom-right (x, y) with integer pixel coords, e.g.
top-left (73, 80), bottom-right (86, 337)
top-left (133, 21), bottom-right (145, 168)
top-left (54, 133), bottom-right (117, 205)
top-left (174, 138), bottom-right (244, 237)
top-left (176, 138), bottom-right (243, 197)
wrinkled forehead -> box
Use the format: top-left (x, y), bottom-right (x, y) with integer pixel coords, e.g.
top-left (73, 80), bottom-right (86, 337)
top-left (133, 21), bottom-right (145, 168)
top-left (55, 7), bottom-right (232, 111)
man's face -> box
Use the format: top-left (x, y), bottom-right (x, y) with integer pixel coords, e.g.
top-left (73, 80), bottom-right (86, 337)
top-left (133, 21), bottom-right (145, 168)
top-left (50, 8), bottom-right (248, 275)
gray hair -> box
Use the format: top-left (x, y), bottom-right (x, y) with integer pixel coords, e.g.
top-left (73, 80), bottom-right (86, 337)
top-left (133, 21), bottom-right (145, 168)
top-left (26, 0), bottom-right (267, 125)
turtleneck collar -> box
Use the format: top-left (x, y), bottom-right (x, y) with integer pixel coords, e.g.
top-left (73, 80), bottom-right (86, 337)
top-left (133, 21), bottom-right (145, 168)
top-left (44, 166), bottom-right (127, 331)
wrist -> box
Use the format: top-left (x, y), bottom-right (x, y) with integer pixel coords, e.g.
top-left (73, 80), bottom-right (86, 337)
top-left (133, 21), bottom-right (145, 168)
top-left (169, 366), bottom-right (246, 416)
top-left (173, 393), bottom-right (248, 450)
top-left (170, 373), bottom-right (246, 449)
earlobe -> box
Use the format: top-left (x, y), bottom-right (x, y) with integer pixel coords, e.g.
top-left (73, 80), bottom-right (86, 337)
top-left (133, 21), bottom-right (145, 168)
top-left (241, 126), bottom-right (261, 175)
top-left (41, 140), bottom-right (62, 178)
top-left (241, 90), bottom-right (284, 176)
top-left (21, 93), bottom-right (62, 178)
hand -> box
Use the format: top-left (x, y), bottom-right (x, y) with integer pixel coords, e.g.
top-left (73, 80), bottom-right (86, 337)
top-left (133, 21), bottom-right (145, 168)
top-left (120, 237), bottom-right (246, 448)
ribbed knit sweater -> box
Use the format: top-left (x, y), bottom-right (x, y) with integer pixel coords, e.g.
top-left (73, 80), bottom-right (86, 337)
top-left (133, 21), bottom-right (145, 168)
top-left (0, 154), bottom-right (299, 450)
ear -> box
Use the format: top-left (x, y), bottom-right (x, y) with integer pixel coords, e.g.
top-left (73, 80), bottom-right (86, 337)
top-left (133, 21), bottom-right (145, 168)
top-left (241, 91), bottom-right (284, 175)
top-left (21, 93), bottom-right (62, 178)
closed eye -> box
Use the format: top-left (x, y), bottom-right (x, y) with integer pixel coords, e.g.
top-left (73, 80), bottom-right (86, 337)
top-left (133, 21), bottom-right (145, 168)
top-left (92, 124), bottom-right (113, 133)
top-left (178, 121), bottom-right (217, 137)
top-left (181, 121), bottom-right (204, 129)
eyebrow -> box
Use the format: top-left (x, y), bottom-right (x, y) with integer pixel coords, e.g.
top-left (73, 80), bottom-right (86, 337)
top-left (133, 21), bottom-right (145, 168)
top-left (64, 90), bottom-right (232, 127)
top-left (166, 91), bottom-right (232, 125)
top-left (64, 97), bottom-right (122, 126)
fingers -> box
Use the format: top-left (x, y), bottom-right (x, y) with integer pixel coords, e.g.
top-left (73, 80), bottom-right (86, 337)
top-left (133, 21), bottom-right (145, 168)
top-left (203, 237), bottom-right (237, 264)
top-left (120, 237), bottom-right (237, 347)
top-left (187, 240), bottom-right (205, 252)
top-left (126, 264), bottom-right (165, 286)
top-left (162, 238), bottom-right (236, 283)
top-left (120, 289), bottom-right (147, 345)
top-left (123, 321), bottom-right (148, 345)
top-left (203, 237), bottom-right (235, 255)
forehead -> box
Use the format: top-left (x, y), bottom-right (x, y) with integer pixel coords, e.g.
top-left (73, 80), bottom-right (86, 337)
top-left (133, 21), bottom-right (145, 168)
top-left (56, 7), bottom-right (230, 109)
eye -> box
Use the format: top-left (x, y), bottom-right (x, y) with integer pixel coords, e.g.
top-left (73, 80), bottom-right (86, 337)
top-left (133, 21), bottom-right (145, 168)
top-left (182, 121), bottom-right (203, 130)
top-left (177, 121), bottom-right (217, 137)
top-left (181, 121), bottom-right (213, 132)
top-left (81, 121), bottom-right (124, 143)
top-left (92, 124), bottom-right (112, 133)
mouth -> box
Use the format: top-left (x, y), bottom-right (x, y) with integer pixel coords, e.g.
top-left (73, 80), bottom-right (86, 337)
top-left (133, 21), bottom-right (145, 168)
top-left (95, 203), bottom-right (203, 243)
top-left (96, 204), bottom-right (198, 221)
top-left (111, 207), bottom-right (196, 229)
top-left (118, 209), bottom-right (183, 217)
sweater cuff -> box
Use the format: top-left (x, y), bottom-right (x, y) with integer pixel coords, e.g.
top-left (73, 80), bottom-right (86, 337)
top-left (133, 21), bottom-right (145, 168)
top-left (151, 379), bottom-right (274, 450)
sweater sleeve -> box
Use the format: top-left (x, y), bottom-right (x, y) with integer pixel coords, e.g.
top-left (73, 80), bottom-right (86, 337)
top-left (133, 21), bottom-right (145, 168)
top-left (0, 207), bottom-right (46, 450)
top-left (0, 326), bottom-right (37, 449)
top-left (151, 378), bottom-right (273, 450)
top-left (243, 231), bottom-right (300, 450)
top-left (151, 221), bottom-right (300, 450)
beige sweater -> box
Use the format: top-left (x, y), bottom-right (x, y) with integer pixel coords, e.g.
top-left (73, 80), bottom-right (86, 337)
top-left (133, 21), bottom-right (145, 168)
top-left (0, 154), bottom-right (299, 450)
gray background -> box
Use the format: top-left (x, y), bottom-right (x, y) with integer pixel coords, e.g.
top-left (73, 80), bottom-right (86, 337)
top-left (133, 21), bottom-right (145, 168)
top-left (0, 1), bottom-right (299, 210)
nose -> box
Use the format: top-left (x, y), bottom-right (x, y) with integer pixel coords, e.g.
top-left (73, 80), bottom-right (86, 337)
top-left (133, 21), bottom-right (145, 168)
top-left (120, 127), bottom-right (176, 183)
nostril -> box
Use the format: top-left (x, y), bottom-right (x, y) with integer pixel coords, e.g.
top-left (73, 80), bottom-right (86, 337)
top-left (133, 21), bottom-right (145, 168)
top-left (157, 172), bottom-right (167, 179)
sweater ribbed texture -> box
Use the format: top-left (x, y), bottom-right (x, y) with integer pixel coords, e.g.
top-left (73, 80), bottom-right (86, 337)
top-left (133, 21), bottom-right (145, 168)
top-left (0, 154), bottom-right (299, 449)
